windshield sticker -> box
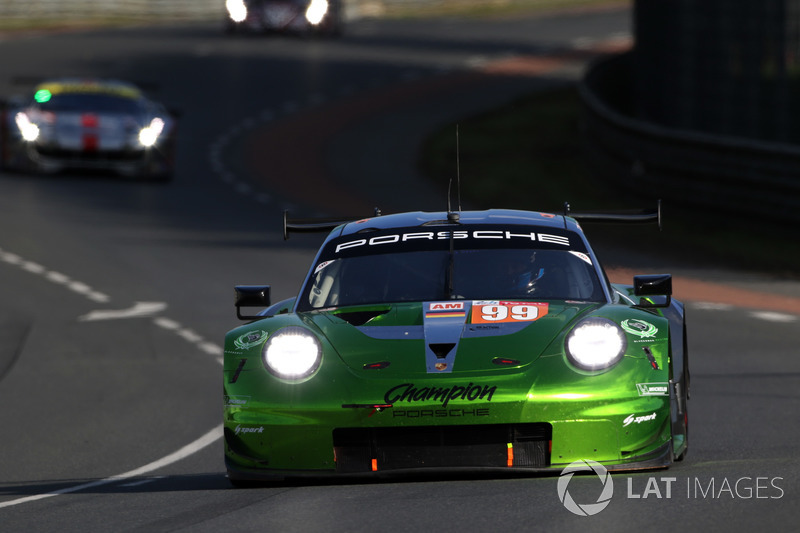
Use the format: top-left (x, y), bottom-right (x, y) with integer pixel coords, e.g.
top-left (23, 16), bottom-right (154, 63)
top-left (314, 259), bottom-right (336, 275)
top-left (334, 230), bottom-right (570, 254)
top-left (569, 251), bottom-right (592, 265)
top-left (471, 301), bottom-right (549, 324)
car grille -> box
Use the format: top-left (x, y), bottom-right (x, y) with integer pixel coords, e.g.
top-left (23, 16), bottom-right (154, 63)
top-left (333, 423), bottom-right (551, 473)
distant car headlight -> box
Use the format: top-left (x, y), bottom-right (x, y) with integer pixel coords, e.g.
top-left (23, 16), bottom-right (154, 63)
top-left (138, 117), bottom-right (165, 147)
top-left (565, 317), bottom-right (627, 371)
top-left (15, 112), bottom-right (40, 142)
top-left (305, 0), bottom-right (329, 25)
top-left (226, 0), bottom-right (248, 22)
top-left (262, 326), bottom-right (322, 380)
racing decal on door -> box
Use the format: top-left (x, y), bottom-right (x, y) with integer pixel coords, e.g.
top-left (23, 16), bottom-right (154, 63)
top-left (470, 301), bottom-right (549, 324)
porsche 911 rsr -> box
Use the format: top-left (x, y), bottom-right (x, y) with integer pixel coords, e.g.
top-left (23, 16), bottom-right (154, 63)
top-left (224, 207), bottom-right (689, 483)
top-left (225, 0), bottom-right (343, 35)
top-left (1, 78), bottom-right (177, 180)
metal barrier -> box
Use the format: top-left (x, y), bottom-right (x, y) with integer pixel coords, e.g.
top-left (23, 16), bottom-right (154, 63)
top-left (0, 1), bottom-right (222, 20)
top-left (579, 52), bottom-right (800, 224)
top-left (0, 0), bottom-right (488, 22)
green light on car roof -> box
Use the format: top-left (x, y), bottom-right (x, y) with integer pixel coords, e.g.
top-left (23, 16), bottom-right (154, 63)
top-left (34, 89), bottom-right (52, 103)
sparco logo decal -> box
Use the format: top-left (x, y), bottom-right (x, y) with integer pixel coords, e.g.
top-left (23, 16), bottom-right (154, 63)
top-left (334, 230), bottom-right (570, 253)
top-left (384, 382), bottom-right (497, 408)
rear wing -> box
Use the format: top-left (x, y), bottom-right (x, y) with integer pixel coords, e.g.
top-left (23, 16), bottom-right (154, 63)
top-left (565, 200), bottom-right (662, 229)
top-left (283, 208), bottom-right (381, 240)
top-left (283, 201), bottom-right (662, 239)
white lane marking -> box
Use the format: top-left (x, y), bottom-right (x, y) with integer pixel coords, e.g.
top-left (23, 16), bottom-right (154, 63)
top-left (22, 261), bottom-right (46, 274)
top-left (0, 425), bottom-right (223, 509)
top-left (153, 316), bottom-right (181, 330)
top-left (1, 247), bottom-right (110, 303)
top-left (691, 302), bottom-right (735, 311)
top-left (79, 302), bottom-right (168, 322)
top-left (0, 250), bottom-right (23, 264)
top-left (176, 328), bottom-right (203, 343)
top-left (690, 301), bottom-right (799, 321)
top-left (0, 246), bottom-right (226, 508)
top-left (571, 36), bottom-right (595, 49)
top-left (750, 311), bottom-right (797, 323)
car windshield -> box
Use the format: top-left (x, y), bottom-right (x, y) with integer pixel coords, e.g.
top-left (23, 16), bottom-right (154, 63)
top-left (35, 93), bottom-right (143, 114)
top-left (299, 247), bottom-right (605, 311)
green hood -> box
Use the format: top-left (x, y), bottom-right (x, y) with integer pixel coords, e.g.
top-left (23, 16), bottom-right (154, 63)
top-left (305, 301), bottom-right (600, 377)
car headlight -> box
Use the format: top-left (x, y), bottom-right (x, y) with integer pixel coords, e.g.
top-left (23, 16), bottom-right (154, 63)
top-left (565, 317), bottom-right (626, 371)
top-left (138, 117), bottom-right (165, 147)
top-left (305, 0), bottom-right (329, 25)
top-left (262, 326), bottom-right (322, 380)
top-left (15, 112), bottom-right (40, 142)
top-left (226, 0), bottom-right (248, 22)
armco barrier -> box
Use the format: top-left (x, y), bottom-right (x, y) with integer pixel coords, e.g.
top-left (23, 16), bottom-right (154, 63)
top-left (579, 52), bottom-right (800, 224)
top-left (0, 0), bottom-right (467, 22)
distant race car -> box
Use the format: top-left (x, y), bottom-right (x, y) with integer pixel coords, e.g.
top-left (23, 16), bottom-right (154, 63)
top-left (224, 206), bottom-right (689, 483)
top-left (224, 0), bottom-right (343, 35)
top-left (1, 78), bottom-right (177, 180)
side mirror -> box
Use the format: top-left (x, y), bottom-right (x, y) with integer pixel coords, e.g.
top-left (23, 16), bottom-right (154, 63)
top-left (633, 274), bottom-right (672, 308)
top-left (235, 285), bottom-right (271, 320)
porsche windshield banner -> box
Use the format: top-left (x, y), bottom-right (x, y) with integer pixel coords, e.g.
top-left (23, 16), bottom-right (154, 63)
top-left (323, 225), bottom-right (583, 258)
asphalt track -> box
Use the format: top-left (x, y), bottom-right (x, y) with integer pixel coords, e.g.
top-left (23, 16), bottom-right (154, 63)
top-left (0, 7), bottom-right (798, 532)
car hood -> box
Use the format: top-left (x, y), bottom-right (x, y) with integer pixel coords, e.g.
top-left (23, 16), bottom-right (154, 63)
top-left (306, 300), bottom-right (601, 376)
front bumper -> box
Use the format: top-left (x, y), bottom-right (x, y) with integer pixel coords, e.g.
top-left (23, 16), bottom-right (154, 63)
top-left (8, 140), bottom-right (173, 178)
top-left (223, 393), bottom-right (674, 480)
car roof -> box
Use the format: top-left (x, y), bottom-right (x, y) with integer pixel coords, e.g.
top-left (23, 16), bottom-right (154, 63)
top-left (334, 209), bottom-right (581, 237)
top-left (33, 78), bottom-right (143, 100)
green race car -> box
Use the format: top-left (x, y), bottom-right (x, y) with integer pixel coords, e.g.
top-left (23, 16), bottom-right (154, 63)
top-left (224, 207), bottom-right (689, 482)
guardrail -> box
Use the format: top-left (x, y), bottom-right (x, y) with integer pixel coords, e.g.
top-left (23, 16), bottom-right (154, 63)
top-left (0, 1), bottom-right (223, 20)
top-left (579, 52), bottom-right (800, 224)
top-left (0, 0), bottom-right (485, 22)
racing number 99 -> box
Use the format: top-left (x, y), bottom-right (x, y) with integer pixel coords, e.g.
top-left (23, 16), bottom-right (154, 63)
top-left (480, 304), bottom-right (539, 322)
